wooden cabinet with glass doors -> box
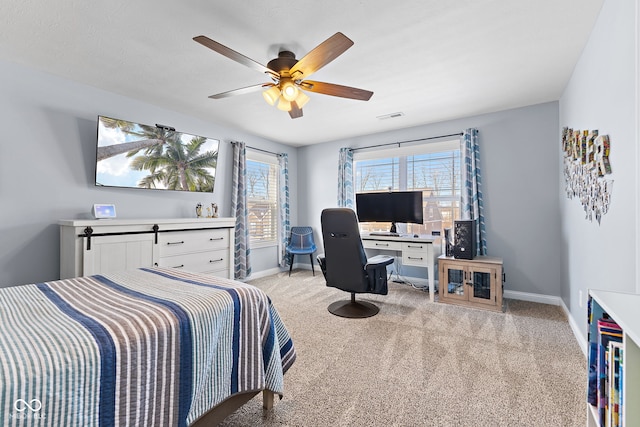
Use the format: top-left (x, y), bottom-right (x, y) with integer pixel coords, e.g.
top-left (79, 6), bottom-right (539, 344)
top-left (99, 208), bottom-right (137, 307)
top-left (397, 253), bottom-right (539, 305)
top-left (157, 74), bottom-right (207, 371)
top-left (438, 255), bottom-right (504, 312)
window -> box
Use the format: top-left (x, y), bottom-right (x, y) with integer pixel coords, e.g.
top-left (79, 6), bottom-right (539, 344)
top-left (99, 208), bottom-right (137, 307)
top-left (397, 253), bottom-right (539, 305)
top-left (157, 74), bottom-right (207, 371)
top-left (246, 151), bottom-right (279, 246)
top-left (354, 139), bottom-right (461, 235)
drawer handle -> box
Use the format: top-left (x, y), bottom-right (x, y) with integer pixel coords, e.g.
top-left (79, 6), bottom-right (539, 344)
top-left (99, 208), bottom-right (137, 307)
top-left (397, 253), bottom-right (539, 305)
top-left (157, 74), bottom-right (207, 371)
top-left (210, 237), bottom-right (224, 241)
top-left (407, 256), bottom-right (423, 260)
top-left (209, 258), bottom-right (224, 263)
top-left (407, 245), bottom-right (423, 248)
top-left (375, 243), bottom-right (389, 247)
top-left (167, 241), bottom-right (185, 245)
top-left (172, 264), bottom-right (185, 268)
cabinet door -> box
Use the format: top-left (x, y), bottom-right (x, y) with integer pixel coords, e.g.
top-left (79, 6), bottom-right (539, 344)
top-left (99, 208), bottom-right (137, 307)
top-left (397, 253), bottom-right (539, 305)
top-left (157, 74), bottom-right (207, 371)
top-left (83, 234), bottom-right (156, 276)
top-left (441, 262), bottom-right (467, 301)
top-left (467, 265), bottom-right (496, 306)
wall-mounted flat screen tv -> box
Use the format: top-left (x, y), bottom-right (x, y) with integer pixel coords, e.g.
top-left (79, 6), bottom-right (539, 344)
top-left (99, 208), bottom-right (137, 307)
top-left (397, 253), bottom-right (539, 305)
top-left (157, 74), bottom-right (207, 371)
top-left (95, 115), bottom-right (219, 192)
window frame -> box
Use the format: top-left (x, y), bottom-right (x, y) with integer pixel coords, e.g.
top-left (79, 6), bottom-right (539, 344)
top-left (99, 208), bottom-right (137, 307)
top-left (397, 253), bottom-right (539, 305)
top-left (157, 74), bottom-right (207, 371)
top-left (353, 139), bottom-right (462, 236)
top-left (245, 150), bottom-right (280, 248)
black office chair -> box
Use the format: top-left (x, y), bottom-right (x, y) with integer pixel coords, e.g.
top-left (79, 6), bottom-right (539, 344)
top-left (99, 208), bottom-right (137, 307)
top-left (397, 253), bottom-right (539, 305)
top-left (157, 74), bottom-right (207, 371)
top-left (317, 208), bottom-right (394, 318)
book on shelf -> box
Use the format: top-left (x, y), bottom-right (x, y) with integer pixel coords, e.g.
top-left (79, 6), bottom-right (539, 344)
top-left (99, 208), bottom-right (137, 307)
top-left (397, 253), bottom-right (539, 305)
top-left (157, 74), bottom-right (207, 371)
top-left (588, 340), bottom-right (598, 406)
top-left (596, 317), bottom-right (622, 427)
top-left (588, 314), bottom-right (619, 406)
top-left (587, 297), bottom-right (598, 406)
top-left (608, 341), bottom-right (623, 427)
top-left (619, 346), bottom-right (624, 427)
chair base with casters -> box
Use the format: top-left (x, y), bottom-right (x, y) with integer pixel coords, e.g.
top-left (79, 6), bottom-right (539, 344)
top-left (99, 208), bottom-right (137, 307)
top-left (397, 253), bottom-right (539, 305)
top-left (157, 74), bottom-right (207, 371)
top-left (319, 254), bottom-right (393, 318)
top-left (318, 207), bottom-right (395, 318)
top-left (327, 293), bottom-right (380, 318)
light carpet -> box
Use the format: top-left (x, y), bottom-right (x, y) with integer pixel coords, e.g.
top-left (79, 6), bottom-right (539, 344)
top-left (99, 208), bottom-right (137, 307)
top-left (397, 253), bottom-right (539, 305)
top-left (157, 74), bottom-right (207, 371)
top-left (219, 270), bottom-right (586, 426)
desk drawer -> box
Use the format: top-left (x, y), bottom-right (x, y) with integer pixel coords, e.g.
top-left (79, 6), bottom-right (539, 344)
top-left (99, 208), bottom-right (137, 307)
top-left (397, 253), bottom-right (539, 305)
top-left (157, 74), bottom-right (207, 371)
top-left (402, 242), bottom-right (430, 267)
top-left (402, 242), bottom-right (429, 252)
top-left (402, 251), bottom-right (429, 267)
top-left (362, 240), bottom-right (402, 251)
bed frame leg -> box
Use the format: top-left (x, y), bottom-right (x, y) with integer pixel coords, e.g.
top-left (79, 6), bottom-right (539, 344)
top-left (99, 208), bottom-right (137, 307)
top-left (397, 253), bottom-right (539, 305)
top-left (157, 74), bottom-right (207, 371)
top-left (262, 390), bottom-right (274, 410)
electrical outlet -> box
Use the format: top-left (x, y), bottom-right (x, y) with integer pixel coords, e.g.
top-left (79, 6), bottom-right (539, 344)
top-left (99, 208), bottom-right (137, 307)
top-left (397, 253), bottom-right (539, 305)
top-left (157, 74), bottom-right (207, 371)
top-left (579, 290), bottom-right (583, 308)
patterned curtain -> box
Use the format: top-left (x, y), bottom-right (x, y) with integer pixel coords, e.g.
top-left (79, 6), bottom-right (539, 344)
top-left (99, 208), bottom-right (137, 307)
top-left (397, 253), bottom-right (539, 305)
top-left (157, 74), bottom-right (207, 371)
top-left (461, 128), bottom-right (487, 256)
top-left (337, 147), bottom-right (354, 208)
top-left (278, 153), bottom-right (291, 267)
top-left (231, 141), bottom-right (251, 279)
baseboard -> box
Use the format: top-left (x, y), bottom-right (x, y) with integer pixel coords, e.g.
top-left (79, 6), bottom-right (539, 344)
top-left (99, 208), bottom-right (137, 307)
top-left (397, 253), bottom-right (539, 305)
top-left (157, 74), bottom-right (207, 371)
top-left (560, 299), bottom-right (588, 358)
top-left (503, 289), bottom-right (562, 306)
top-left (247, 263), bottom-right (316, 281)
top-left (245, 267), bottom-right (285, 281)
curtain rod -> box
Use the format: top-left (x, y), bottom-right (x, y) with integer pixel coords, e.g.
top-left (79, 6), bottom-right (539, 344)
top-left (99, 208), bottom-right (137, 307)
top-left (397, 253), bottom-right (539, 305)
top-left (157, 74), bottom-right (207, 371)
top-left (230, 141), bottom-right (281, 157)
top-left (351, 132), bottom-right (465, 152)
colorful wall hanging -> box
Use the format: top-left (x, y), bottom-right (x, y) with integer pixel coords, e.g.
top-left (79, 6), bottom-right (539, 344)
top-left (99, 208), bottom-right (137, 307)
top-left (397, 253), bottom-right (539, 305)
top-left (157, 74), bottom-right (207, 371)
top-left (561, 127), bottom-right (613, 224)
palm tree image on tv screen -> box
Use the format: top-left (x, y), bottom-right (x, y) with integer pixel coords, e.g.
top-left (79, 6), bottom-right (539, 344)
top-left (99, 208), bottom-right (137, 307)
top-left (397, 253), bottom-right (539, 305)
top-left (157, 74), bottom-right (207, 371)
top-left (95, 116), bottom-right (219, 192)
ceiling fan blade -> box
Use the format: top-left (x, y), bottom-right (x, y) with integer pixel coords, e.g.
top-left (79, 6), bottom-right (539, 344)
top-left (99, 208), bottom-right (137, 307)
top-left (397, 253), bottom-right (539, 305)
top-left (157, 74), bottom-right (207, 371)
top-left (289, 32), bottom-right (354, 80)
top-left (300, 80), bottom-right (373, 101)
top-left (288, 102), bottom-right (303, 119)
top-left (194, 35), bottom-right (279, 79)
top-left (209, 83), bottom-right (273, 99)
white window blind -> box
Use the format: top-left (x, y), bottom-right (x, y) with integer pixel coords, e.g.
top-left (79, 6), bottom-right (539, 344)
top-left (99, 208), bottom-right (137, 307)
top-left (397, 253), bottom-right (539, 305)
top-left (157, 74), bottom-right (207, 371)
top-left (246, 150), bottom-right (278, 245)
top-left (354, 139), bottom-right (461, 235)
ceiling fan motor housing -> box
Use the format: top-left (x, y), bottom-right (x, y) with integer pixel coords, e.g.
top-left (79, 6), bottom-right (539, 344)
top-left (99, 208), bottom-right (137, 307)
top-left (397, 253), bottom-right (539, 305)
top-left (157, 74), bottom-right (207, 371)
top-left (267, 51), bottom-right (298, 77)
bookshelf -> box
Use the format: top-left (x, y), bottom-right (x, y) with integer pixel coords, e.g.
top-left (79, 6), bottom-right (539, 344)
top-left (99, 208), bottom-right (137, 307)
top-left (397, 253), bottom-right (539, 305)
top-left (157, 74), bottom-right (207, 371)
top-left (587, 290), bottom-right (640, 427)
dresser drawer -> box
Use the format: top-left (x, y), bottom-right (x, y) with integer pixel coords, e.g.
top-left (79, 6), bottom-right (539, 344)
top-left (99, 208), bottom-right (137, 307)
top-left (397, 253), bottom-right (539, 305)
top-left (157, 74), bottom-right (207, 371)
top-left (158, 248), bottom-right (229, 273)
top-left (158, 229), bottom-right (229, 256)
top-left (362, 239), bottom-right (402, 251)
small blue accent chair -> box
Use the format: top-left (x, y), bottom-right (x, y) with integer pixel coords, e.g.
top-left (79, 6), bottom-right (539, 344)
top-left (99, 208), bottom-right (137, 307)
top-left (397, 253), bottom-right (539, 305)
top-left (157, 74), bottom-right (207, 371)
top-left (285, 226), bottom-right (317, 276)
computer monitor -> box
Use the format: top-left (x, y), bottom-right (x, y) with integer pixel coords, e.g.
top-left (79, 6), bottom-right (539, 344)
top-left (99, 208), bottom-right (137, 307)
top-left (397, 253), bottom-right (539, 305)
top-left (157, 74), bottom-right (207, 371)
top-left (355, 191), bottom-right (423, 233)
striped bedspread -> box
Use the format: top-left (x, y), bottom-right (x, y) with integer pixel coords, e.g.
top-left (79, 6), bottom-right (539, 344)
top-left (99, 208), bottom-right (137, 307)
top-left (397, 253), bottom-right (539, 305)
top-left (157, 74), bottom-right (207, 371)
top-left (0, 268), bottom-right (296, 426)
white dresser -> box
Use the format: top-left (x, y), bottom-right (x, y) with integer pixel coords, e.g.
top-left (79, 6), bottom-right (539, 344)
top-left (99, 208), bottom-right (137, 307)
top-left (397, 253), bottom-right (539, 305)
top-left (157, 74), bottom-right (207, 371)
top-left (59, 218), bottom-right (235, 279)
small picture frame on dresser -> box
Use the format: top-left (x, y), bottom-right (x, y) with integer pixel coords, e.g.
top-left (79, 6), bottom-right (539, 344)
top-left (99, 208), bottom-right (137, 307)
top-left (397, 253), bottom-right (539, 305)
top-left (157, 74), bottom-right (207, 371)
top-left (93, 204), bottom-right (117, 219)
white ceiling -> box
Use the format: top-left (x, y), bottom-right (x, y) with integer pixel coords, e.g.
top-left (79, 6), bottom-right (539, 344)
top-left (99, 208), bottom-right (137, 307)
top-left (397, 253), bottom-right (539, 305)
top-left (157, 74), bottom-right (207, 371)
top-left (0, 0), bottom-right (603, 147)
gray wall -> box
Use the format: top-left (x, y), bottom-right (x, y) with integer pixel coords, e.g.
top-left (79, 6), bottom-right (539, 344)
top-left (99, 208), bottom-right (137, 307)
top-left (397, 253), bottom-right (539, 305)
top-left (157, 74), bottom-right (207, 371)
top-left (0, 59), bottom-right (297, 287)
top-left (559, 0), bottom-right (638, 343)
top-left (298, 102), bottom-right (563, 297)
top-left (0, 52), bottom-right (565, 299)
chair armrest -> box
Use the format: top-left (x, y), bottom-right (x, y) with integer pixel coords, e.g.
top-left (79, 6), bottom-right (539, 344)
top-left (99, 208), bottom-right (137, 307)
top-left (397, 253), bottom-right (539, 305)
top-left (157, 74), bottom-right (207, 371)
top-left (364, 255), bottom-right (394, 270)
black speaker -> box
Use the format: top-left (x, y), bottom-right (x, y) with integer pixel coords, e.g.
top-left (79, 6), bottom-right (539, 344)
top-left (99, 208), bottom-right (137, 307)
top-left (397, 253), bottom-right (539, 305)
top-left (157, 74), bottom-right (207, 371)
top-left (453, 220), bottom-right (475, 260)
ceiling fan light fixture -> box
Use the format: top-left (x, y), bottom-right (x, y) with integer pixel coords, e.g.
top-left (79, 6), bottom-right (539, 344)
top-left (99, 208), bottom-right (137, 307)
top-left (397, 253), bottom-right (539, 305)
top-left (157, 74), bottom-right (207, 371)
top-left (294, 91), bottom-right (310, 109)
top-left (262, 86), bottom-right (280, 106)
top-left (281, 81), bottom-right (299, 102)
top-left (277, 98), bottom-right (291, 112)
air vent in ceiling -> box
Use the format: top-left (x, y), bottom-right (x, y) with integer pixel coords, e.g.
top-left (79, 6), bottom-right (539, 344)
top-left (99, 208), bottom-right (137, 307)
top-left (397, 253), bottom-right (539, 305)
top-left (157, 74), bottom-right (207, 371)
top-left (376, 112), bottom-right (404, 120)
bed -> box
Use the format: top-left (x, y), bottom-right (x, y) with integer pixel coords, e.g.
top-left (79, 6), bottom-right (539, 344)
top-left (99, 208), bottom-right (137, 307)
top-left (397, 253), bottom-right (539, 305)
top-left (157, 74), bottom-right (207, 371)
top-left (0, 267), bottom-right (296, 426)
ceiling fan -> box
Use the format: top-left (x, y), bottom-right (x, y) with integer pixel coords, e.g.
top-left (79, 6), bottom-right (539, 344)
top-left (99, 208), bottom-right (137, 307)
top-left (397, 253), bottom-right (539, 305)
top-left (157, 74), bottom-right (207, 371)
top-left (193, 32), bottom-right (373, 119)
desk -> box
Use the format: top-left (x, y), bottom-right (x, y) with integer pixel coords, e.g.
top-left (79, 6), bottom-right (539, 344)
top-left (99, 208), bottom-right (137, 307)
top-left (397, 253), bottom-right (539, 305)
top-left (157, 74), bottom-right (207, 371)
top-left (361, 234), bottom-right (438, 302)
